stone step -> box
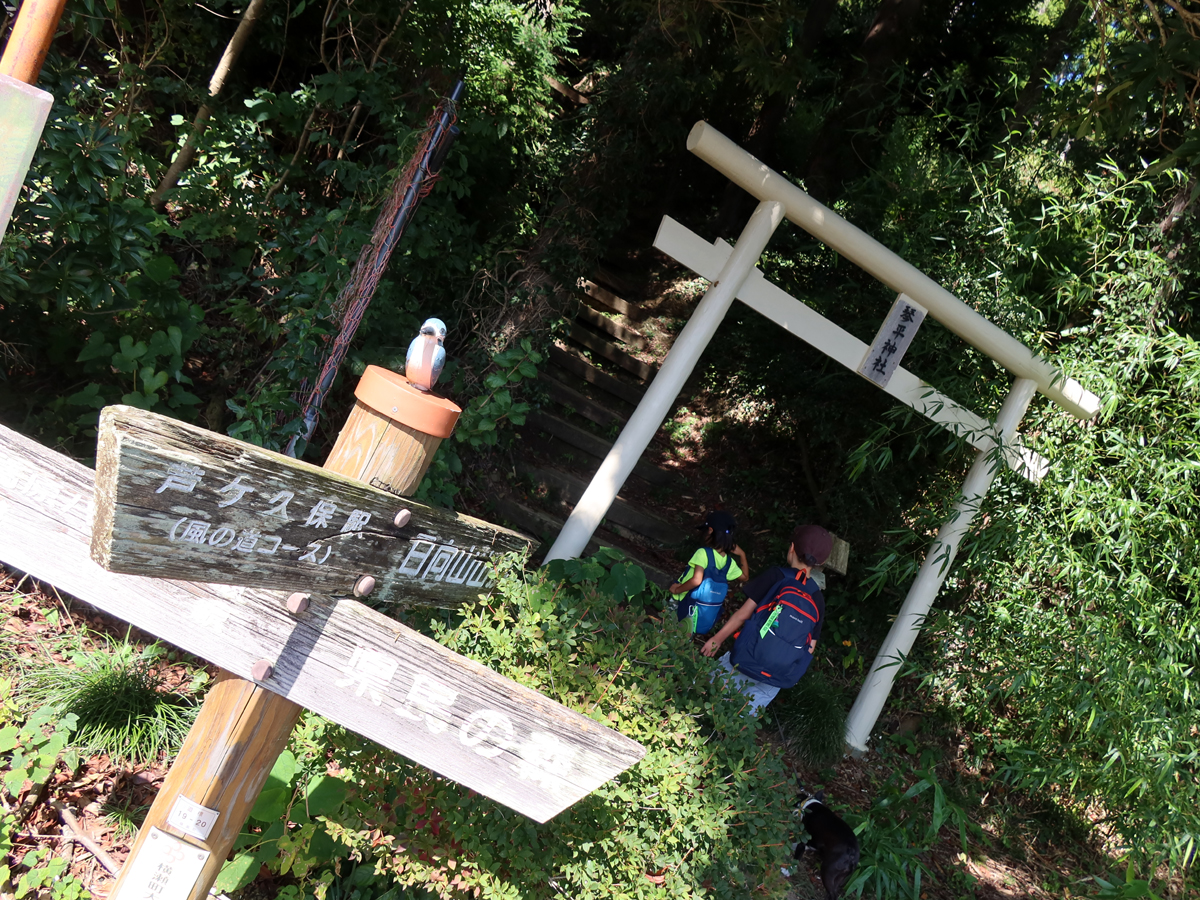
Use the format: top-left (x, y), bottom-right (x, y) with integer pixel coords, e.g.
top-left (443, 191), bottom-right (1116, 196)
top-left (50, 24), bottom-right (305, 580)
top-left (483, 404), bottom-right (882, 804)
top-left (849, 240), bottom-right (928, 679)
top-left (493, 496), bottom-right (671, 588)
top-left (539, 372), bottom-right (628, 430)
top-left (568, 325), bottom-right (655, 382)
top-left (592, 265), bottom-right (642, 299)
top-left (524, 410), bottom-right (679, 487)
top-left (549, 344), bottom-right (645, 407)
top-left (576, 304), bottom-right (648, 350)
top-left (579, 278), bottom-right (638, 317)
top-left (516, 463), bottom-right (684, 546)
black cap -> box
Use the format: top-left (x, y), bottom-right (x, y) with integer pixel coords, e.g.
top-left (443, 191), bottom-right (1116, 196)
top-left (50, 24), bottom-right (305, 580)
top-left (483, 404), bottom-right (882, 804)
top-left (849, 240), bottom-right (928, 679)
top-left (791, 525), bottom-right (832, 566)
top-left (701, 510), bottom-right (737, 537)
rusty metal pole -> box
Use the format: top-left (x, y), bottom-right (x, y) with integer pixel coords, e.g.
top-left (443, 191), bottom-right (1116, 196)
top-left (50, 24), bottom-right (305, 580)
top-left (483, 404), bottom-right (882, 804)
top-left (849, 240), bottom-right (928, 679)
top-left (0, 0), bottom-right (69, 85)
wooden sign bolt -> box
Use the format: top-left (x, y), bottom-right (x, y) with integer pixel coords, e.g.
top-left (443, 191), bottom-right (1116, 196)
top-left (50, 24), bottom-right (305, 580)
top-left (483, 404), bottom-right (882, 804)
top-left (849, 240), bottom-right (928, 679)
top-left (110, 366), bottom-right (465, 900)
top-left (250, 660), bottom-right (274, 681)
top-left (286, 592), bottom-right (310, 614)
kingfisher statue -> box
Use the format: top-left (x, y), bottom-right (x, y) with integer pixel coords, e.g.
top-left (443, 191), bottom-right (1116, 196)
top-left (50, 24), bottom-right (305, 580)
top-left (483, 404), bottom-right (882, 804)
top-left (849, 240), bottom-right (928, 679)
top-left (405, 317), bottom-right (447, 392)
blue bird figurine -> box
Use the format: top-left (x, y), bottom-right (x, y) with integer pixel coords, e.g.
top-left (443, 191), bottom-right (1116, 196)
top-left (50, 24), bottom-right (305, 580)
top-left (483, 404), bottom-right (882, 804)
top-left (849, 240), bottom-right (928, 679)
top-left (405, 317), bottom-right (447, 392)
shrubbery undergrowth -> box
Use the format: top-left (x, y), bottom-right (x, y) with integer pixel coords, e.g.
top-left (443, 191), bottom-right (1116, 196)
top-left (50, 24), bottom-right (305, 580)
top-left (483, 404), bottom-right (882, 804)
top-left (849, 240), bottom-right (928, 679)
top-left (222, 555), bottom-right (795, 899)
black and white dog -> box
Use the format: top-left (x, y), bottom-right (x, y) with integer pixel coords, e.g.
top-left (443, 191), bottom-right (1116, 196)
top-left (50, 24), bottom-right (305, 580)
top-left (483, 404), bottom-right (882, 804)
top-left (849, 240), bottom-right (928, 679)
top-left (795, 792), bottom-right (860, 900)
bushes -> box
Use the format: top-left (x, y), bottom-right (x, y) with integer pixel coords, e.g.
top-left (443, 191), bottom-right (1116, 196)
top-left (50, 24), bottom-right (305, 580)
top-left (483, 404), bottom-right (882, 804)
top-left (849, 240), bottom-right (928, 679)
top-left (230, 555), bottom-right (796, 899)
top-left (0, 0), bottom-right (584, 462)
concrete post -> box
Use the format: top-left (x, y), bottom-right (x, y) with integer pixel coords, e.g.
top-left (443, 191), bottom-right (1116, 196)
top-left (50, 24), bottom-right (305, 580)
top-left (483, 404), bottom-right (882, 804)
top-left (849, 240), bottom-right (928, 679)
top-left (843, 377), bottom-right (1039, 754)
top-left (543, 199), bottom-right (786, 563)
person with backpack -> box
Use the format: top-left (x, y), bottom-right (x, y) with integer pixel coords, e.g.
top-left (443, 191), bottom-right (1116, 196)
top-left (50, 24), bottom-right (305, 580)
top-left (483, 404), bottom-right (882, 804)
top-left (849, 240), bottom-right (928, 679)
top-left (668, 510), bottom-right (750, 635)
top-left (700, 524), bottom-right (833, 715)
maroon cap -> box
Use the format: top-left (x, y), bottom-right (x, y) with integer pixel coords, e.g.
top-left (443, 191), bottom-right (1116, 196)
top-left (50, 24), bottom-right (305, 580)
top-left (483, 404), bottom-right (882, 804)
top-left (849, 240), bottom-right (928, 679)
top-left (791, 525), bottom-right (832, 566)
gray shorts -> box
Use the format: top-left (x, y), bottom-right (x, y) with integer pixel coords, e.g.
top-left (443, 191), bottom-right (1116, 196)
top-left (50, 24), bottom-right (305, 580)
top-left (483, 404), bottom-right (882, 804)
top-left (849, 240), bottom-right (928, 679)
top-left (715, 652), bottom-right (780, 716)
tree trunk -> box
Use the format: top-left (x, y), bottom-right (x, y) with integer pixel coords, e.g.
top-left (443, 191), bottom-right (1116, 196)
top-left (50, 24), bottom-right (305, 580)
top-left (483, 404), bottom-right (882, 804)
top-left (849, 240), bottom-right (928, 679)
top-left (150, 0), bottom-right (269, 211)
top-left (804, 0), bottom-right (923, 204)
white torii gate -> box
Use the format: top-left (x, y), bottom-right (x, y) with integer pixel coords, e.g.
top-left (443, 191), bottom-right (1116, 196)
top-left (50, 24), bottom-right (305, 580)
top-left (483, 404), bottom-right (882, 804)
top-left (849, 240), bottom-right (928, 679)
top-left (544, 121), bottom-right (1100, 753)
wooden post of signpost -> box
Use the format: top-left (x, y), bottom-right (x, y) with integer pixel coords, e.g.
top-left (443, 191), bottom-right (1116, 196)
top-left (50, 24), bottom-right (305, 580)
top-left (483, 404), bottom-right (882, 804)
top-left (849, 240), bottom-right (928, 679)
top-left (109, 366), bottom-right (461, 900)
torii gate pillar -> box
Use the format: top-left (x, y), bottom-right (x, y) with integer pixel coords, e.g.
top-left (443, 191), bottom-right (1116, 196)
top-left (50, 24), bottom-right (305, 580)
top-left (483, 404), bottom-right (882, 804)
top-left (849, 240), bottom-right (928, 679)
top-left (543, 199), bottom-right (785, 563)
top-left (843, 376), bottom-right (1038, 753)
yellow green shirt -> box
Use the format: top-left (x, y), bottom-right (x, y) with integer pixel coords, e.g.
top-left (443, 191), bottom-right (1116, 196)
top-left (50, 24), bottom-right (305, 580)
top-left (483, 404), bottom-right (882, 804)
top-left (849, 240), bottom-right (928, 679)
top-left (671, 548), bottom-right (743, 600)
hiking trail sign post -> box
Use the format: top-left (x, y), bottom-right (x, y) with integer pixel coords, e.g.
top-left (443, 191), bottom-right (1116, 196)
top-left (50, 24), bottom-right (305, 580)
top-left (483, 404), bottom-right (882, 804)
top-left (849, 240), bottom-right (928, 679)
top-left (0, 365), bottom-right (645, 900)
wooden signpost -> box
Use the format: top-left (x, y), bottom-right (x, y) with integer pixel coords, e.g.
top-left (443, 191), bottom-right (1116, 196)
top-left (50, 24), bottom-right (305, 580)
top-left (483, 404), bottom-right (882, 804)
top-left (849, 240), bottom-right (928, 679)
top-left (0, 365), bottom-right (645, 900)
top-left (92, 405), bottom-right (528, 608)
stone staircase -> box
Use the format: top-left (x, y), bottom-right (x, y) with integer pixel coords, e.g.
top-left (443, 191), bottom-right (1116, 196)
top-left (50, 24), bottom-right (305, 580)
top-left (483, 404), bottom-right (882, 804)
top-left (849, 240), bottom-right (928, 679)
top-left (495, 274), bottom-right (686, 586)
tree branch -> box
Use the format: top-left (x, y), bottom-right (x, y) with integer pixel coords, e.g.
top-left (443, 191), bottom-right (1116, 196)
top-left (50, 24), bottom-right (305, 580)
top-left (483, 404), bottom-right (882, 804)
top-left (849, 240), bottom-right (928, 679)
top-left (149, 0), bottom-right (269, 211)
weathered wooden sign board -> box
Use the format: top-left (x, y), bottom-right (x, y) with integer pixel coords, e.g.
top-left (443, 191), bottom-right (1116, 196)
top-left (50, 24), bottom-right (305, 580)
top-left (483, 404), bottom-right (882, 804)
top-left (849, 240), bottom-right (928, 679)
top-left (92, 406), bottom-right (531, 609)
top-left (0, 420), bottom-right (645, 822)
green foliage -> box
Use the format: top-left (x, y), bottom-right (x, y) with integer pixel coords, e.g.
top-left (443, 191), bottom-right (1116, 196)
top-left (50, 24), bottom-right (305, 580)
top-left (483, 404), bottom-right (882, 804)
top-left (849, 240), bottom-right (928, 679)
top-left (6, 847), bottom-right (90, 900)
top-left (19, 639), bottom-right (198, 765)
top-left (839, 748), bottom-right (977, 900)
top-left (0, 0), bottom-right (582, 459)
top-left (1091, 863), bottom-right (1165, 900)
top-left (0, 710), bottom-right (88, 900)
top-left (415, 338), bottom-right (543, 508)
top-left (234, 553), bottom-right (794, 899)
top-left (0, 706), bottom-right (80, 799)
top-left (908, 156), bottom-right (1200, 875)
top-left (101, 796), bottom-right (149, 843)
top-left (544, 545), bottom-right (648, 603)
top-left (770, 671), bottom-right (847, 768)
top-left (215, 722), bottom-right (357, 894)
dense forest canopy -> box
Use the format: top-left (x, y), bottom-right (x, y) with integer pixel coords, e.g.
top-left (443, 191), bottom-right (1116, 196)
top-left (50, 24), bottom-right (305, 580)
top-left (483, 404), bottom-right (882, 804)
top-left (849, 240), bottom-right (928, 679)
top-left (2, 0), bottom-right (1200, 895)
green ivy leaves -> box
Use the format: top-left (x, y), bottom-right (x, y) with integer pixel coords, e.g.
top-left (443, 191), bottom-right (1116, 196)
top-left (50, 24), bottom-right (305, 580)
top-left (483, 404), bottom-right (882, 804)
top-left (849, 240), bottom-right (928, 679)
top-left (217, 748), bottom-right (352, 894)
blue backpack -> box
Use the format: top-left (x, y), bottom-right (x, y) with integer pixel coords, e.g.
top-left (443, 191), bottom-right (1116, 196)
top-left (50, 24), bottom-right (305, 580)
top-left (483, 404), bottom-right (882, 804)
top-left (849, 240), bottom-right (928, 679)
top-left (729, 569), bottom-right (822, 688)
top-left (676, 548), bottom-right (733, 634)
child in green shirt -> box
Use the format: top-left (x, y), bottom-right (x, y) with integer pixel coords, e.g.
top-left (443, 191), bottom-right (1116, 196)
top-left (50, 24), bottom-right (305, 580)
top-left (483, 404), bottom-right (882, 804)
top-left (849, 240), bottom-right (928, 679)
top-left (669, 510), bottom-right (749, 634)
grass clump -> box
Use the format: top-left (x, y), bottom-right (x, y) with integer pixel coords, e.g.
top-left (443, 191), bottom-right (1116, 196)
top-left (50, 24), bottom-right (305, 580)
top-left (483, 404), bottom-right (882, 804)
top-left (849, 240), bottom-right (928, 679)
top-left (771, 670), bottom-right (848, 767)
top-left (21, 638), bottom-right (198, 765)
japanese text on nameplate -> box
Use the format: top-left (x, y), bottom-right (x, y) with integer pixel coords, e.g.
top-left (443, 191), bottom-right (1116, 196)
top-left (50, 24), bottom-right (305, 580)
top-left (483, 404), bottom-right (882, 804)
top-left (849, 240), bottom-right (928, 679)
top-left (858, 294), bottom-right (927, 389)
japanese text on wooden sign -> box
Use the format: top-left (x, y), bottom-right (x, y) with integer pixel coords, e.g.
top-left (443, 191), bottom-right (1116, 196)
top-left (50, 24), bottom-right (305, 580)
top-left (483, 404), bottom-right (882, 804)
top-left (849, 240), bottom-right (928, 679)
top-left (0, 421), bottom-right (646, 822)
top-left (91, 406), bottom-right (532, 608)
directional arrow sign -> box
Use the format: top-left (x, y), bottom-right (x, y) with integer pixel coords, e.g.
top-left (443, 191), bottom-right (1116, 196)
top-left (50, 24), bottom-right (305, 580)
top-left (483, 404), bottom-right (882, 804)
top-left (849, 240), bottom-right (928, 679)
top-left (91, 406), bottom-right (532, 609)
top-left (0, 420), bottom-right (645, 822)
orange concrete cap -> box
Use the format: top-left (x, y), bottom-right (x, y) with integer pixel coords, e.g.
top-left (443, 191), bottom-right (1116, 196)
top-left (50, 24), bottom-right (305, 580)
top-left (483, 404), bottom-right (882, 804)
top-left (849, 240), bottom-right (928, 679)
top-left (354, 365), bottom-right (461, 438)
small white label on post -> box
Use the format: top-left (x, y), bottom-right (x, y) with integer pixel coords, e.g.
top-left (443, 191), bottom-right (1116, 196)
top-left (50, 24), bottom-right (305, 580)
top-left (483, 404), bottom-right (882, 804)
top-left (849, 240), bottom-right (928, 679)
top-left (167, 795), bottom-right (220, 841)
top-left (858, 294), bottom-right (927, 388)
top-left (110, 826), bottom-right (210, 900)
